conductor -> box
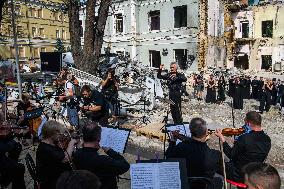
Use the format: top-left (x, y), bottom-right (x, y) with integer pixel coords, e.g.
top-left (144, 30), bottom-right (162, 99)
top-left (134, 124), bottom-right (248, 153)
top-left (158, 62), bottom-right (187, 124)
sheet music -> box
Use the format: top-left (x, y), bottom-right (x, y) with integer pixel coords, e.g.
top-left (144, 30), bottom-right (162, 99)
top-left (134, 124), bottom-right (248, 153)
top-left (131, 163), bottom-right (157, 189)
top-left (131, 162), bottom-right (181, 189)
top-left (100, 127), bottom-right (130, 153)
top-left (159, 162), bottom-right (181, 189)
top-left (167, 123), bottom-right (191, 144)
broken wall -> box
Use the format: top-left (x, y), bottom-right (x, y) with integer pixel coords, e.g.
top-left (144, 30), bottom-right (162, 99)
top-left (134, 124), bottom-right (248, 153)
top-left (250, 4), bottom-right (284, 71)
top-left (102, 0), bottom-right (199, 72)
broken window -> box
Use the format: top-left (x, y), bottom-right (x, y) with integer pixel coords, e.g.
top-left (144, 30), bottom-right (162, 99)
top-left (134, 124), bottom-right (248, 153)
top-left (234, 54), bottom-right (249, 70)
top-left (174, 49), bottom-right (188, 70)
top-left (174, 5), bottom-right (187, 28)
top-left (149, 10), bottom-right (160, 31)
top-left (261, 55), bottom-right (272, 70)
top-left (241, 22), bottom-right (249, 38)
top-left (262, 20), bottom-right (273, 38)
top-left (115, 13), bottom-right (123, 33)
top-left (149, 50), bottom-right (161, 68)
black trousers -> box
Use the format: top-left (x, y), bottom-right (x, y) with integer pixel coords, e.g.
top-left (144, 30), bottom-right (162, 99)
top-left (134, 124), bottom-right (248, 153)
top-left (0, 156), bottom-right (26, 189)
top-left (169, 92), bottom-right (183, 124)
top-left (259, 91), bottom-right (272, 112)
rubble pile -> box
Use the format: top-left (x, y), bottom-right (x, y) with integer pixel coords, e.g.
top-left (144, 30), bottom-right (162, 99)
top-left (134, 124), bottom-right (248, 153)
top-left (125, 95), bottom-right (284, 166)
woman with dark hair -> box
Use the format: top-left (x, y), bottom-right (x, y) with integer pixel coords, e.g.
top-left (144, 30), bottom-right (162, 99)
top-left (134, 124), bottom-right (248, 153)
top-left (217, 75), bottom-right (226, 103)
top-left (205, 74), bottom-right (216, 103)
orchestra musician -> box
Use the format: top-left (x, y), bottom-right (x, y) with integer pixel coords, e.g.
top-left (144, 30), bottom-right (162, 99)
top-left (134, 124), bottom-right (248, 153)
top-left (0, 113), bottom-right (26, 189)
top-left (36, 120), bottom-right (78, 189)
top-left (166, 118), bottom-right (223, 189)
top-left (80, 85), bottom-right (108, 126)
top-left (73, 121), bottom-right (130, 189)
top-left (215, 111), bottom-right (271, 183)
top-left (100, 68), bottom-right (119, 116)
top-left (158, 62), bottom-right (187, 124)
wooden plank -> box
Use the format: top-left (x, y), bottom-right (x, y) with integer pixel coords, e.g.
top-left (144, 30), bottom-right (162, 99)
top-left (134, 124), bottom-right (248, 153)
top-left (136, 123), bottom-right (165, 141)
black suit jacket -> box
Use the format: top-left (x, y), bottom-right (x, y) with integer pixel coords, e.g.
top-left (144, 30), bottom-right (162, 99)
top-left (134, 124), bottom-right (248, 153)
top-left (73, 147), bottom-right (130, 189)
top-left (166, 138), bottom-right (221, 179)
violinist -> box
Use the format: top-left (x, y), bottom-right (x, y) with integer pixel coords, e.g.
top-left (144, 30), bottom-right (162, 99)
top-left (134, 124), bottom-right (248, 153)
top-left (36, 120), bottom-right (77, 189)
top-left (16, 93), bottom-right (33, 127)
top-left (166, 118), bottom-right (223, 189)
top-left (215, 111), bottom-right (271, 183)
top-left (0, 113), bottom-right (26, 189)
top-left (73, 121), bottom-right (130, 189)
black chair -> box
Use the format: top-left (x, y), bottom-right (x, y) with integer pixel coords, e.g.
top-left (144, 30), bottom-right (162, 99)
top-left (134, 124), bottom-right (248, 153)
top-left (25, 153), bottom-right (40, 189)
top-left (188, 177), bottom-right (215, 189)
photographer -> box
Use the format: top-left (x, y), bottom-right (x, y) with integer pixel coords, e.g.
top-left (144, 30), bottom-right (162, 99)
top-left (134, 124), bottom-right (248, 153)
top-left (100, 68), bottom-right (119, 116)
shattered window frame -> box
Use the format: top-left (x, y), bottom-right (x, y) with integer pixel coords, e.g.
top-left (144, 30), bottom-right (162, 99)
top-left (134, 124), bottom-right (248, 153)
top-left (149, 10), bottom-right (160, 31)
top-left (174, 5), bottom-right (187, 28)
top-left (174, 49), bottom-right (188, 70)
top-left (261, 55), bottom-right (272, 70)
top-left (149, 50), bottom-right (161, 68)
top-left (262, 20), bottom-right (273, 38)
top-left (115, 13), bottom-right (124, 33)
top-left (241, 21), bottom-right (249, 38)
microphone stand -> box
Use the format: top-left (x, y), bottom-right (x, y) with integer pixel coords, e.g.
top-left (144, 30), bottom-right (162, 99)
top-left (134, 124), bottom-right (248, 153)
top-left (162, 108), bottom-right (170, 159)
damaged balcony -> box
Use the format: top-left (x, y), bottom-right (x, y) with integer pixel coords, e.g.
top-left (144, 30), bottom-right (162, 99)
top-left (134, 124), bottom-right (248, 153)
top-left (226, 0), bottom-right (248, 12)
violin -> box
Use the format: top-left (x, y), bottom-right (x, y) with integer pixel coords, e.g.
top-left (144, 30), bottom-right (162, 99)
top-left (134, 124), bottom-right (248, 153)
top-left (208, 128), bottom-right (245, 137)
top-left (169, 127), bottom-right (246, 142)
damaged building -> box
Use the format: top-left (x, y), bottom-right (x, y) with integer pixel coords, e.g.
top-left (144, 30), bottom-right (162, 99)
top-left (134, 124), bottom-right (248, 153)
top-left (205, 0), bottom-right (284, 72)
top-left (233, 1), bottom-right (284, 71)
top-left (80, 0), bottom-right (200, 72)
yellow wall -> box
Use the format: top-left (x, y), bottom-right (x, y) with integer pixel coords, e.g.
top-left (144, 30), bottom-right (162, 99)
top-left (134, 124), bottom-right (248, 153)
top-left (254, 5), bottom-right (284, 38)
top-left (0, 0), bottom-right (70, 61)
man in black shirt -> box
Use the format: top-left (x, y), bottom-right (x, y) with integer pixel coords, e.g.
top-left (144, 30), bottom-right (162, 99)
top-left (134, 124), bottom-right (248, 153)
top-left (0, 114), bottom-right (26, 189)
top-left (215, 111), bottom-right (271, 182)
top-left (100, 68), bottom-right (119, 116)
top-left (73, 121), bottom-right (130, 189)
top-left (158, 62), bottom-right (187, 124)
top-left (80, 85), bottom-right (108, 126)
top-left (36, 120), bottom-right (77, 189)
top-left (166, 118), bottom-right (222, 189)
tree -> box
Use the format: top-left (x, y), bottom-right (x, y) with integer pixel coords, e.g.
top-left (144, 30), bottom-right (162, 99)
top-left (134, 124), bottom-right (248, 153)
top-left (0, 0), bottom-right (8, 26)
top-left (66, 0), bottom-right (112, 75)
top-left (54, 38), bottom-right (66, 53)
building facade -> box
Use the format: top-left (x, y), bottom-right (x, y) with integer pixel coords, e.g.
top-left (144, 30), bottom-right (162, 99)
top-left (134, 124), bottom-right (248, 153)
top-left (0, 0), bottom-right (70, 64)
top-left (232, 2), bottom-right (284, 71)
top-left (80, 0), bottom-right (200, 72)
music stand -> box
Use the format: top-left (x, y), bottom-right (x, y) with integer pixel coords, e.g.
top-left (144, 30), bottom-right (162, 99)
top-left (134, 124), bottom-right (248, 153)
top-left (136, 158), bottom-right (189, 189)
top-left (158, 97), bottom-right (175, 159)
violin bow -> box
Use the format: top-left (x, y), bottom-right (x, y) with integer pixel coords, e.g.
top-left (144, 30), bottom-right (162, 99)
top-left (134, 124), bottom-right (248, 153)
top-left (219, 138), bottom-right (228, 189)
